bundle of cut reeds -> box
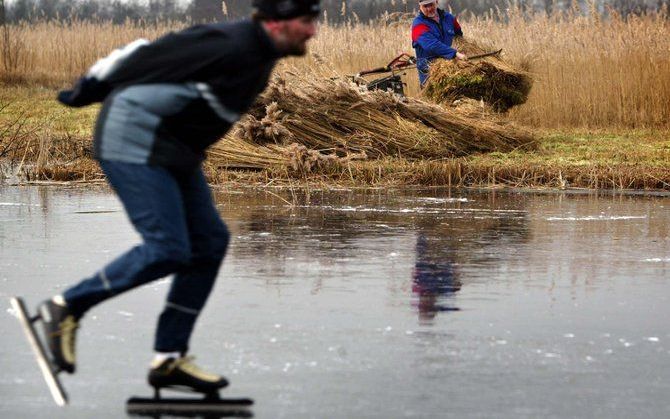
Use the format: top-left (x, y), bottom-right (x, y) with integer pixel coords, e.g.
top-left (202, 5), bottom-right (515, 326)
top-left (422, 39), bottom-right (532, 112)
top-left (209, 71), bottom-right (535, 173)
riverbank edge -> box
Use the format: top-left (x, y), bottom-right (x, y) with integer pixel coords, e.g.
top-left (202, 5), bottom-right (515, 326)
top-left (3, 155), bottom-right (669, 195)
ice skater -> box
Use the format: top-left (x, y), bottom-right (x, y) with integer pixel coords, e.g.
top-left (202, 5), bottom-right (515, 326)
top-left (35, 0), bottom-right (320, 397)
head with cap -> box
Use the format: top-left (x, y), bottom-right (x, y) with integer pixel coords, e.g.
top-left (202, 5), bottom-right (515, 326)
top-left (253, 0), bottom-right (320, 56)
top-left (418, 0), bottom-right (438, 19)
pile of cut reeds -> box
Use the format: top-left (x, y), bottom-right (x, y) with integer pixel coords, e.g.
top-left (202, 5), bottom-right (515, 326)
top-left (208, 72), bottom-right (535, 174)
top-left (422, 39), bottom-right (532, 112)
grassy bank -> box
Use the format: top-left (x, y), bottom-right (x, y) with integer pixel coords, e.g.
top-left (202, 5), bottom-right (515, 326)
top-left (1, 86), bottom-right (668, 190)
top-left (206, 130), bottom-right (670, 190)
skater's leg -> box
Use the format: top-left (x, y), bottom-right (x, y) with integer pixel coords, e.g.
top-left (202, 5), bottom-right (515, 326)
top-left (154, 167), bottom-right (229, 353)
top-left (63, 160), bottom-right (192, 318)
top-left (42, 161), bottom-right (193, 373)
top-left (149, 168), bottom-right (230, 393)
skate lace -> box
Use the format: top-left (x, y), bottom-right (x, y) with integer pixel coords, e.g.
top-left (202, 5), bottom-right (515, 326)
top-left (173, 356), bottom-right (220, 381)
top-left (51, 316), bottom-right (79, 355)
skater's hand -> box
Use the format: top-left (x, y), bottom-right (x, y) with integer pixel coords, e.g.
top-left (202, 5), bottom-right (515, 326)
top-left (456, 52), bottom-right (468, 61)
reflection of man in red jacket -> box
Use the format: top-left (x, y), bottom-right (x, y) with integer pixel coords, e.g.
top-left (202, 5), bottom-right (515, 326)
top-left (411, 0), bottom-right (467, 85)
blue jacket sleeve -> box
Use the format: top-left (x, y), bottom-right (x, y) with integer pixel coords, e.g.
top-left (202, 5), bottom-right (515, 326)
top-left (417, 31), bottom-right (457, 59)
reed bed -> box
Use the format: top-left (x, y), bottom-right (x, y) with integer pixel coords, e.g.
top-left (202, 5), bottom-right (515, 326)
top-left (0, 20), bottom-right (176, 88)
top-left (1, 8), bottom-right (669, 128)
top-left (422, 39), bottom-right (533, 112)
top-left (468, 7), bottom-right (670, 128)
top-left (203, 157), bottom-right (670, 191)
top-left (206, 71), bottom-right (534, 174)
top-left (1, 8), bottom-right (669, 190)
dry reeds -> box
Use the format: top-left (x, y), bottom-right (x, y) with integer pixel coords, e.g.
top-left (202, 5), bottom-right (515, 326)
top-left (2, 8), bottom-right (668, 128)
top-left (0, 20), bottom-right (182, 88)
top-left (1, 8), bottom-right (669, 189)
top-left (422, 44), bottom-right (533, 112)
top-left (207, 71), bottom-right (535, 174)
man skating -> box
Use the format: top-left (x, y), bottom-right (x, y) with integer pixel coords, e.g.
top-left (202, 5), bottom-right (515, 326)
top-left (39, 0), bottom-right (320, 395)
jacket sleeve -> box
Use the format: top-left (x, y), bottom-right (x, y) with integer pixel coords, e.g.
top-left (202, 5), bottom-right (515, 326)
top-left (58, 28), bottom-right (238, 108)
top-left (411, 23), bottom-right (457, 59)
top-left (104, 31), bottom-right (235, 86)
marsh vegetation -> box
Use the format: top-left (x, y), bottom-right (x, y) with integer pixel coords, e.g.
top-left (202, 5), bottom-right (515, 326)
top-left (0, 6), bottom-right (668, 189)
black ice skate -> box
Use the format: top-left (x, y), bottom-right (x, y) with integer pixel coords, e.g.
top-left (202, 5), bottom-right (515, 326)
top-left (127, 356), bottom-right (253, 416)
top-left (39, 298), bottom-right (79, 374)
top-left (148, 356), bottom-right (229, 395)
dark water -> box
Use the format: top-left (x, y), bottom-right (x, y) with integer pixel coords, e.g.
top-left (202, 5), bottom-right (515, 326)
top-left (1, 185), bottom-right (669, 418)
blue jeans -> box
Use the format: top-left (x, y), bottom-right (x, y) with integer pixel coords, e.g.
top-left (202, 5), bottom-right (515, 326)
top-left (63, 160), bottom-right (230, 353)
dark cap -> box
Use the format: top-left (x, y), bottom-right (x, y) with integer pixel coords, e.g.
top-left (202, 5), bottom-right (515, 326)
top-left (252, 0), bottom-right (321, 20)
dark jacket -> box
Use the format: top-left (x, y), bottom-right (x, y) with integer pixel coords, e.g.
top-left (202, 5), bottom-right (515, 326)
top-left (60, 20), bottom-right (282, 170)
top-left (411, 9), bottom-right (462, 85)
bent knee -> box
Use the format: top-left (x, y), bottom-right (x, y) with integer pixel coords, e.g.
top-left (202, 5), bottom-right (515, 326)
top-left (209, 226), bottom-right (230, 257)
top-left (199, 224), bottom-right (230, 260)
top-left (149, 242), bottom-right (192, 266)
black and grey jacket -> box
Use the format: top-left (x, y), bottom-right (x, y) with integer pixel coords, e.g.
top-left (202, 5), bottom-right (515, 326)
top-left (60, 20), bottom-right (282, 170)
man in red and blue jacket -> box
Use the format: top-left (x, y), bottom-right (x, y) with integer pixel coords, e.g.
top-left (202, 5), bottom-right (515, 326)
top-left (411, 0), bottom-right (467, 86)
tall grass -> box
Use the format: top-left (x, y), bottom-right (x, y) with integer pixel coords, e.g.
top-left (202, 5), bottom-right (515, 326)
top-left (0, 8), bottom-right (668, 129)
top-left (472, 7), bottom-right (670, 128)
top-left (0, 20), bottom-right (175, 86)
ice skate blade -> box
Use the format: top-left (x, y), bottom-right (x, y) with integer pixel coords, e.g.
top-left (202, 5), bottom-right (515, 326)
top-left (10, 296), bottom-right (69, 406)
top-left (126, 396), bottom-right (254, 418)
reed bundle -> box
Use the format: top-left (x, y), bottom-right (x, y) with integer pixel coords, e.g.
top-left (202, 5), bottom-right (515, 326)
top-left (422, 39), bottom-right (533, 112)
top-left (208, 72), bottom-right (535, 174)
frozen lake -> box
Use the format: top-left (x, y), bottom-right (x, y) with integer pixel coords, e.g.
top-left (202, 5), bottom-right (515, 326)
top-left (1, 185), bottom-right (669, 418)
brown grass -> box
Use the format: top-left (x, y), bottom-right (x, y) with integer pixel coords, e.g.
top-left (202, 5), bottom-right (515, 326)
top-left (422, 38), bottom-right (533, 112)
top-left (209, 71), bottom-right (534, 171)
top-left (1, 8), bottom-right (668, 128)
top-left (1, 9), bottom-right (669, 189)
top-left (202, 155), bottom-right (670, 191)
top-left (0, 20), bottom-right (173, 88)
top-left (2, 98), bottom-right (668, 190)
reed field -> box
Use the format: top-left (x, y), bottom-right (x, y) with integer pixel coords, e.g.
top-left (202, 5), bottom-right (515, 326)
top-left (1, 7), bottom-right (669, 128)
top-left (1, 7), bottom-right (669, 189)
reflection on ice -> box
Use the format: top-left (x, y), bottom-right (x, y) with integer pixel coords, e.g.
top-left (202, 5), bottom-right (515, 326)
top-left (546, 215), bottom-right (647, 221)
top-left (412, 197), bottom-right (469, 203)
top-left (412, 234), bottom-right (461, 324)
top-left (0, 202), bottom-right (40, 206)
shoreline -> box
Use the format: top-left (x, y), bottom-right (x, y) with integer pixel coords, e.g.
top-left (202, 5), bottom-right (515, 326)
top-left (2, 130), bottom-right (669, 193)
top-left (3, 162), bottom-right (670, 197)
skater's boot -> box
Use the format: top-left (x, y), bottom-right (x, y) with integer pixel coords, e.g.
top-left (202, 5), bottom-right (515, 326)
top-left (39, 296), bottom-right (79, 374)
top-left (148, 356), bottom-right (229, 395)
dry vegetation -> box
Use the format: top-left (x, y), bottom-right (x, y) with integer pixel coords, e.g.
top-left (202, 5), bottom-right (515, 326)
top-left (212, 72), bottom-right (534, 164)
top-left (421, 38), bottom-right (533, 112)
top-left (1, 7), bottom-right (669, 189)
top-left (1, 7), bottom-right (669, 128)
